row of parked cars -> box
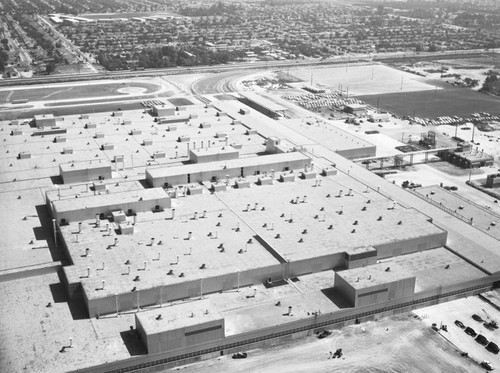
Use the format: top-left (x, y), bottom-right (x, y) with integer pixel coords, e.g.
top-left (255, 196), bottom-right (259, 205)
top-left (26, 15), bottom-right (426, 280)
top-left (455, 319), bottom-right (499, 354)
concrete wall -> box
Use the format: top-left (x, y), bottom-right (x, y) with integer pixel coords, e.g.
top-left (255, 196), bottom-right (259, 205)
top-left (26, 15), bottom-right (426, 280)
top-left (71, 275), bottom-right (495, 373)
top-left (374, 231), bottom-right (447, 259)
top-left (189, 149), bottom-right (239, 164)
top-left (139, 318), bottom-right (225, 354)
top-left (60, 165), bottom-right (112, 184)
top-left (153, 107), bottom-right (175, 117)
top-left (147, 156), bottom-right (311, 188)
top-left (333, 273), bottom-right (356, 306)
top-left (53, 195), bottom-right (170, 224)
top-left (356, 277), bottom-right (416, 307)
top-left (84, 264), bottom-right (284, 317)
top-left (35, 115), bottom-right (56, 128)
top-left (287, 253), bottom-right (345, 277)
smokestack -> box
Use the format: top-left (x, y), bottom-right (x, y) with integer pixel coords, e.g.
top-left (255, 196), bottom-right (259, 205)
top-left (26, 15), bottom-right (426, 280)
top-left (95, 214), bottom-right (100, 227)
top-left (114, 237), bottom-right (118, 246)
top-left (194, 212), bottom-right (198, 220)
top-left (203, 210), bottom-right (207, 218)
top-left (102, 280), bottom-right (105, 290)
top-left (288, 306), bottom-right (293, 316)
top-left (172, 209), bottom-right (176, 220)
top-left (87, 267), bottom-right (90, 277)
top-left (188, 232), bottom-right (192, 240)
top-left (150, 237), bottom-right (155, 246)
top-left (78, 222), bottom-right (82, 233)
top-left (85, 248), bottom-right (90, 256)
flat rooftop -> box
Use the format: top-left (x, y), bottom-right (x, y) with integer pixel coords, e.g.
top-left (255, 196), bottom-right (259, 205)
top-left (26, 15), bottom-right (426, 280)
top-left (336, 262), bottom-right (415, 290)
top-left (0, 104), bottom-right (267, 184)
top-left (61, 193), bottom-right (281, 300)
top-left (59, 160), bottom-right (111, 173)
top-left (418, 186), bottom-right (500, 240)
top-left (217, 176), bottom-right (445, 262)
top-left (239, 92), bottom-right (288, 112)
top-left (137, 298), bottom-right (223, 336)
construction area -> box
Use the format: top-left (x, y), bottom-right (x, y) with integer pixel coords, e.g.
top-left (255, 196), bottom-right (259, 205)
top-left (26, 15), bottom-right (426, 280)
top-left (1, 87), bottom-right (500, 373)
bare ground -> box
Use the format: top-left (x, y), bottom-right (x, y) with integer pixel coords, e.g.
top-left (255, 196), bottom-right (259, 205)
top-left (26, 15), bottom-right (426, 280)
top-left (168, 314), bottom-right (482, 373)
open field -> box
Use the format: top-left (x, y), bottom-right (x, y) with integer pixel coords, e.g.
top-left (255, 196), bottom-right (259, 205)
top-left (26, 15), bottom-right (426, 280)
top-left (357, 87), bottom-right (500, 118)
top-left (168, 314), bottom-right (482, 373)
top-left (287, 63), bottom-right (437, 95)
top-left (0, 81), bottom-right (162, 104)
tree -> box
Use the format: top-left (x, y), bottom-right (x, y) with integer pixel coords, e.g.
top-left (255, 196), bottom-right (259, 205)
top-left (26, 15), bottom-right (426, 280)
top-left (0, 47), bottom-right (8, 72)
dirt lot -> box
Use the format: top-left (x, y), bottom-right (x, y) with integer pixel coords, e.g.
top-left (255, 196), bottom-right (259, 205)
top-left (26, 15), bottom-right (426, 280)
top-left (287, 63), bottom-right (436, 95)
top-left (168, 314), bottom-right (483, 373)
top-left (415, 296), bottom-right (500, 369)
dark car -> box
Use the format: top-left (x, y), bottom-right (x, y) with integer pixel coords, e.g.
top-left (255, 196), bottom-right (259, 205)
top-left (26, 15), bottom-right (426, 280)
top-left (476, 334), bottom-right (489, 346)
top-left (487, 342), bottom-right (500, 354)
top-left (318, 330), bottom-right (332, 339)
top-left (465, 326), bottom-right (477, 337)
top-left (481, 361), bottom-right (494, 371)
top-left (454, 320), bottom-right (465, 329)
top-left (232, 352), bottom-right (248, 359)
top-left (472, 314), bottom-right (484, 322)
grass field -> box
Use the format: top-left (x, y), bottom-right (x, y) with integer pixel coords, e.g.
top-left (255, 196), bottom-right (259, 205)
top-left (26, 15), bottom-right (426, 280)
top-left (0, 82), bottom-right (161, 103)
top-left (357, 87), bottom-right (500, 118)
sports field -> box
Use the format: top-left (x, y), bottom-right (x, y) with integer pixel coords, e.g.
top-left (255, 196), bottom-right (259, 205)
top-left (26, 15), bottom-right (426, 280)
top-left (357, 86), bottom-right (500, 118)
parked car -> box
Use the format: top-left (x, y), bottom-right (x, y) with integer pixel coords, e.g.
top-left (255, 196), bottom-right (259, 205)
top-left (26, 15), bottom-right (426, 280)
top-left (487, 342), bottom-right (500, 354)
top-left (454, 320), bottom-right (465, 329)
top-left (476, 334), bottom-right (489, 346)
top-left (481, 360), bottom-right (494, 371)
top-left (465, 326), bottom-right (477, 337)
top-left (472, 314), bottom-right (484, 322)
top-left (318, 330), bottom-right (332, 339)
top-left (232, 352), bottom-right (248, 359)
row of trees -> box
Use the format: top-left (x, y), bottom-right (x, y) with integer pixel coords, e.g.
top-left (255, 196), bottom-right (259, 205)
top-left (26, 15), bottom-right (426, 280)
top-left (97, 45), bottom-right (247, 71)
top-left (480, 72), bottom-right (500, 97)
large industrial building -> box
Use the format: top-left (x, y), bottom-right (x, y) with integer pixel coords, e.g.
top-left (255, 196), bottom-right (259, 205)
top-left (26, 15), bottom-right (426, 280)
top-left (1, 90), bottom-right (500, 373)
